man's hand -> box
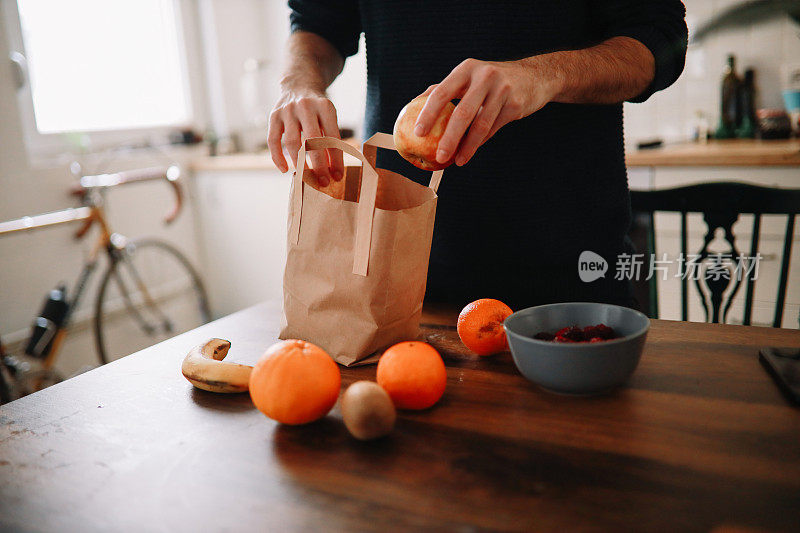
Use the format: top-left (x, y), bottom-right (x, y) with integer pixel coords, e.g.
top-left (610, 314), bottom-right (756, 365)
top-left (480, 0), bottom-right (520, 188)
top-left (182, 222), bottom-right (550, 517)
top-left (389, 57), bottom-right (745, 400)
top-left (414, 58), bottom-right (560, 167)
top-left (268, 87), bottom-right (343, 187)
top-left (413, 37), bottom-right (654, 167)
top-left (267, 31), bottom-right (347, 187)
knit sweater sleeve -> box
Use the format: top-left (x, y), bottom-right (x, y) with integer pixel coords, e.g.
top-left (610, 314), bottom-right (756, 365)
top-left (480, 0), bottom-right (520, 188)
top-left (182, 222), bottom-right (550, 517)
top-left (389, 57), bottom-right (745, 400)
top-left (288, 0), bottom-right (361, 59)
top-left (591, 0), bottom-right (688, 103)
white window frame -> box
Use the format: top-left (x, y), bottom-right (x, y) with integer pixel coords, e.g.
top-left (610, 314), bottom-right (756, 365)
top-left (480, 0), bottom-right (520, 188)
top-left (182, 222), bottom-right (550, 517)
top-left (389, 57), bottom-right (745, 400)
top-left (2, 0), bottom-right (207, 162)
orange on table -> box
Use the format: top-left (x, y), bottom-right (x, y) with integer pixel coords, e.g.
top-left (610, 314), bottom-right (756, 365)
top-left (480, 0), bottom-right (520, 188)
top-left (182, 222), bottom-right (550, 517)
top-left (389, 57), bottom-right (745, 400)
top-left (457, 298), bottom-right (513, 356)
top-left (376, 341), bottom-right (446, 410)
top-left (249, 339), bottom-right (340, 425)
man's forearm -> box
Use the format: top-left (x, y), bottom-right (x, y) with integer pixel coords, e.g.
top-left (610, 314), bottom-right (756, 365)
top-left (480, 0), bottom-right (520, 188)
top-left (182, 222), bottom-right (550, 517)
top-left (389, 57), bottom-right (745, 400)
top-left (415, 34), bottom-right (662, 166)
top-left (526, 36), bottom-right (655, 105)
top-left (280, 31), bottom-right (345, 93)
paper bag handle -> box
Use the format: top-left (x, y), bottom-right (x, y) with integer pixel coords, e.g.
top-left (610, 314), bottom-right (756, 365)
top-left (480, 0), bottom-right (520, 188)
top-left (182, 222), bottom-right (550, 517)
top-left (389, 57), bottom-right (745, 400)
top-left (291, 136), bottom-right (380, 277)
top-left (361, 132), bottom-right (444, 193)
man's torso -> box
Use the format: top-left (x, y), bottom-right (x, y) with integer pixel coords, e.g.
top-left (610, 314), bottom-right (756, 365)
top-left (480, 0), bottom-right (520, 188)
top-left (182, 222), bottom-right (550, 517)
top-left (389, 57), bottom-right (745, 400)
top-left (357, 0), bottom-right (634, 307)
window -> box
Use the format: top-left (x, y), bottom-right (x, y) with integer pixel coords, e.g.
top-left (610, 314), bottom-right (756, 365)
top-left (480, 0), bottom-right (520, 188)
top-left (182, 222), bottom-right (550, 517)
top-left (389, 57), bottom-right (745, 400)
top-left (13, 0), bottom-right (192, 135)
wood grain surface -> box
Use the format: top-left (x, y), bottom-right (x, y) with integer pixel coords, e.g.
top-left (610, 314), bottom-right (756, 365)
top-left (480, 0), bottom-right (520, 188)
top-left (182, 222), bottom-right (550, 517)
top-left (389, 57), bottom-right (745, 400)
top-left (2, 301), bottom-right (799, 532)
top-left (626, 139), bottom-right (800, 167)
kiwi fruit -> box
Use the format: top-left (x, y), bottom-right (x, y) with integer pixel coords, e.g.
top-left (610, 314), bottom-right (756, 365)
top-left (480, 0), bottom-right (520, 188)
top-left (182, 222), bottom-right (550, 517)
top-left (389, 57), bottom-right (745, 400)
top-left (341, 381), bottom-right (396, 440)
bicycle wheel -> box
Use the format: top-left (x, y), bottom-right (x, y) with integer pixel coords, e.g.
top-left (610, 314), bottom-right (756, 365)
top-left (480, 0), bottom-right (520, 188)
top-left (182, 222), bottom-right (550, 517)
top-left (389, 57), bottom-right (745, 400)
top-left (94, 238), bottom-right (211, 364)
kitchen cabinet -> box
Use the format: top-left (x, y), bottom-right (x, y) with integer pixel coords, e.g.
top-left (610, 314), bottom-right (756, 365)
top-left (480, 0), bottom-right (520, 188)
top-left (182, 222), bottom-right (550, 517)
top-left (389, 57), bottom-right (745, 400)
top-left (191, 165), bottom-right (290, 317)
top-left (627, 140), bottom-right (800, 327)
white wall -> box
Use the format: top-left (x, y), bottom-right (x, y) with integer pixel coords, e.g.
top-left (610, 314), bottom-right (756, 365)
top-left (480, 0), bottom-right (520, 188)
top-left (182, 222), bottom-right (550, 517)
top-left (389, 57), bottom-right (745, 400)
top-left (202, 0), bottom-right (267, 140)
top-left (624, 0), bottom-right (800, 148)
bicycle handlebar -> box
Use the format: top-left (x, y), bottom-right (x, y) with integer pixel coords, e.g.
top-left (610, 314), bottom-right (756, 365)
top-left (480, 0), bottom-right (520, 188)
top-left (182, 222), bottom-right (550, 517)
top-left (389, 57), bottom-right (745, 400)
top-left (74, 166), bottom-right (183, 224)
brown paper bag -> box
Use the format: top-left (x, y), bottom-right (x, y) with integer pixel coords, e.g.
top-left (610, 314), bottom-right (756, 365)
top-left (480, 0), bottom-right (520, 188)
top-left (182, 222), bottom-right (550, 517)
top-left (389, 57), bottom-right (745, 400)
top-left (279, 133), bottom-right (444, 366)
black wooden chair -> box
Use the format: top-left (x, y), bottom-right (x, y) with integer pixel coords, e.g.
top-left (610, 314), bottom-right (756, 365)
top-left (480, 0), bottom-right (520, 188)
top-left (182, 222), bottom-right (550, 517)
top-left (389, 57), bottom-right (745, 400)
top-left (630, 182), bottom-right (800, 327)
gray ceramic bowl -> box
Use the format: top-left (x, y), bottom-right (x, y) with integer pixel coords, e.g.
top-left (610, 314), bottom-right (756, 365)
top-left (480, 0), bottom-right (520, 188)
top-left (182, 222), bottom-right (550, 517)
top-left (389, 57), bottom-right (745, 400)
top-left (503, 302), bottom-right (650, 395)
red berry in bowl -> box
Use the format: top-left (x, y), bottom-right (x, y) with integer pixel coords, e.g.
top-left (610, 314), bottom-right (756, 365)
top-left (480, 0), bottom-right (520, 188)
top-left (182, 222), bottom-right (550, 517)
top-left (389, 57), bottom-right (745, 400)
top-left (564, 326), bottom-right (584, 342)
top-left (555, 327), bottom-right (571, 337)
top-left (595, 324), bottom-right (615, 339)
top-left (531, 323), bottom-right (618, 343)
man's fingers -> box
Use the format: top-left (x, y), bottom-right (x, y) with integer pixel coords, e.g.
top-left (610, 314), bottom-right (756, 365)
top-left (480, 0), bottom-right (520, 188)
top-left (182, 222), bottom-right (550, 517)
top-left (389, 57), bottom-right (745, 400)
top-left (268, 112), bottom-right (288, 172)
top-left (483, 106), bottom-right (519, 144)
top-left (317, 102), bottom-right (344, 181)
top-left (296, 106), bottom-right (331, 186)
top-left (436, 83), bottom-right (489, 164)
top-left (420, 84), bottom-right (437, 97)
top-left (414, 65), bottom-right (470, 136)
top-left (305, 131), bottom-right (330, 186)
top-left (308, 133), bottom-right (331, 186)
top-left (282, 120), bottom-right (302, 172)
top-left (454, 90), bottom-right (506, 166)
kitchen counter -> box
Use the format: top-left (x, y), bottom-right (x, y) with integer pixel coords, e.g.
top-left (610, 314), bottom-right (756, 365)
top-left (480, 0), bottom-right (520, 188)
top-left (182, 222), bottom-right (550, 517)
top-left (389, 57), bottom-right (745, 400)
top-left (191, 152), bottom-right (285, 171)
top-left (2, 301), bottom-right (800, 531)
top-left (191, 138), bottom-right (363, 172)
top-left (193, 139), bottom-right (800, 171)
top-left (626, 139), bottom-right (800, 167)
top-left (191, 152), bottom-right (365, 172)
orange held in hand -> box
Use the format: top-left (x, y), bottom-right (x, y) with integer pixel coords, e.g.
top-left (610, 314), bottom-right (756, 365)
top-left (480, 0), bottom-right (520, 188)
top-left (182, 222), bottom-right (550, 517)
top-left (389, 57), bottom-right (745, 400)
top-left (249, 339), bottom-right (340, 425)
top-left (376, 341), bottom-right (446, 410)
top-left (457, 299), bottom-right (513, 356)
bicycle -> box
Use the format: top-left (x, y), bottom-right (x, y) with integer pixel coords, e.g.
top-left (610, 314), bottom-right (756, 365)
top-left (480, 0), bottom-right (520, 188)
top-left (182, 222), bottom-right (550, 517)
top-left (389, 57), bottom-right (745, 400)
top-left (0, 165), bottom-right (211, 403)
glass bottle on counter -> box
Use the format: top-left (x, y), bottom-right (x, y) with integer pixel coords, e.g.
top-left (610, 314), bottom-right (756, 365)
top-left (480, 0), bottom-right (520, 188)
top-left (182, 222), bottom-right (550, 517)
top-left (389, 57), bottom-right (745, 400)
top-left (692, 110), bottom-right (710, 144)
top-left (716, 54), bottom-right (740, 139)
top-left (736, 68), bottom-right (756, 138)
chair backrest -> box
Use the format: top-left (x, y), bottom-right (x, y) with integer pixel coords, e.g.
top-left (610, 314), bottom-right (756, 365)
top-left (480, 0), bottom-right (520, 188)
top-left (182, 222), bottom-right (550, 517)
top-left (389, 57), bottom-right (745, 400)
top-left (630, 182), bottom-right (800, 327)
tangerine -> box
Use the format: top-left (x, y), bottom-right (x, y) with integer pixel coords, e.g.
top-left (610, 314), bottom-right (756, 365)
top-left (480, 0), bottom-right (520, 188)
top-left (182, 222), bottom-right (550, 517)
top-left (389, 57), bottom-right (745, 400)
top-left (376, 341), bottom-right (446, 410)
top-left (457, 299), bottom-right (513, 356)
top-left (249, 339), bottom-right (340, 425)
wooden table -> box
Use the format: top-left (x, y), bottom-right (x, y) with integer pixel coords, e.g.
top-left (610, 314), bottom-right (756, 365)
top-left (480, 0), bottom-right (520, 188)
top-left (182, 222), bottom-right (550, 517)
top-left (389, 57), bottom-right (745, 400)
top-left (2, 301), bottom-right (799, 532)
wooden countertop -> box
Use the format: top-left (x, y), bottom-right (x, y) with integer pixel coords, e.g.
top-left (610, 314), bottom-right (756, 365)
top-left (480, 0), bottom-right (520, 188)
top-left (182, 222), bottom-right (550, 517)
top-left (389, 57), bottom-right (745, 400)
top-left (195, 139), bottom-right (800, 172)
top-left (191, 152), bottom-right (366, 172)
top-left (2, 301), bottom-right (800, 531)
top-left (191, 138), bottom-right (363, 172)
top-left (626, 139), bottom-right (800, 167)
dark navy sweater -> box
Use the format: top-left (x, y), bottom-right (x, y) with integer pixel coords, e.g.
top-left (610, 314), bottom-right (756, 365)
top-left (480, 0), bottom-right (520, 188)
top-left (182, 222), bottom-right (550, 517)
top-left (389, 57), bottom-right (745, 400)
top-left (288, 0), bottom-right (687, 309)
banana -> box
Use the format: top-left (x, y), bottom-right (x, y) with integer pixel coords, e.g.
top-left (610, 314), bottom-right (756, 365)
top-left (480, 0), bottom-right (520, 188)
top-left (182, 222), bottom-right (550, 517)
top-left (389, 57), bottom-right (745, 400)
top-left (181, 338), bottom-right (252, 393)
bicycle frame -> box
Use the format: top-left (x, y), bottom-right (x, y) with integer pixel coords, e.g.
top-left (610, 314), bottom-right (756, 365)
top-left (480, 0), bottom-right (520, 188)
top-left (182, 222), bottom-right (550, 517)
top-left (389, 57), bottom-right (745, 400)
top-left (0, 166), bottom-right (182, 372)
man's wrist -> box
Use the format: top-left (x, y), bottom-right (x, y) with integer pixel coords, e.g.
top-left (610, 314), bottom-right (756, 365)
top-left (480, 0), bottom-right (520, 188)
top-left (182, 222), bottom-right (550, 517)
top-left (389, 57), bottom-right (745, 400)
top-left (514, 55), bottom-right (565, 109)
top-left (279, 73), bottom-right (327, 96)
